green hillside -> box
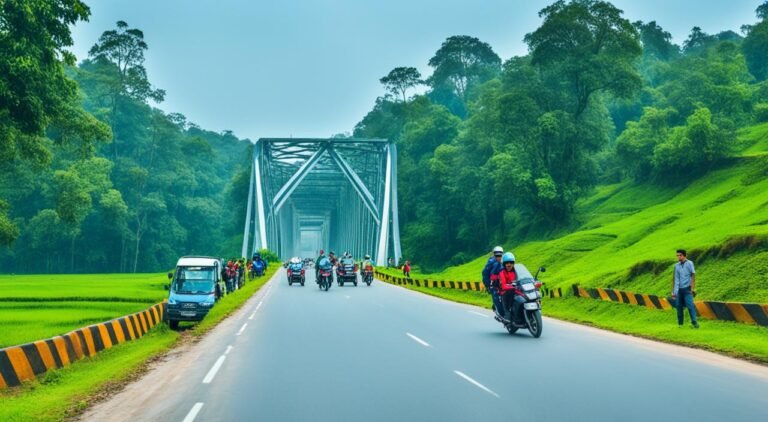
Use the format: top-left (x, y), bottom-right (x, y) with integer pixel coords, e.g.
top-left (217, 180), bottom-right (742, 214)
top-left (422, 123), bottom-right (768, 303)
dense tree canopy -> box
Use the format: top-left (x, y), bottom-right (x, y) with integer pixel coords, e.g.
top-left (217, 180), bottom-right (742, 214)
top-left (355, 0), bottom-right (766, 270)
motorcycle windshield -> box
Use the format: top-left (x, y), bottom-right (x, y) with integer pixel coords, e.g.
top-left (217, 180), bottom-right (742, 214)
top-left (514, 263), bottom-right (535, 283)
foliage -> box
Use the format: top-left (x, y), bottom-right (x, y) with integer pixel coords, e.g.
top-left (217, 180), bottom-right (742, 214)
top-left (0, 17), bottom-right (250, 273)
top-left (379, 67), bottom-right (422, 102)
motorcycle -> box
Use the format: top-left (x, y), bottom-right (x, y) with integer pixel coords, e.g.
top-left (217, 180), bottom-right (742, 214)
top-left (361, 263), bottom-right (374, 286)
top-left (336, 257), bottom-right (358, 287)
top-left (317, 268), bottom-right (332, 291)
top-left (495, 264), bottom-right (546, 338)
top-left (287, 260), bottom-right (305, 286)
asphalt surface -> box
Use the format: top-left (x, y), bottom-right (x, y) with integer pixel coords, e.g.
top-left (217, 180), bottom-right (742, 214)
top-left (81, 270), bottom-right (768, 422)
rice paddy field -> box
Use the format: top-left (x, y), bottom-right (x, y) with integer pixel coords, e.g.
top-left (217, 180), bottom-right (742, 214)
top-left (0, 273), bottom-right (167, 348)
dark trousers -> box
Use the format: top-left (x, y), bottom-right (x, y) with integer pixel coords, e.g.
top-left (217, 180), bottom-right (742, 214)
top-left (676, 287), bottom-right (697, 325)
top-left (502, 291), bottom-right (525, 321)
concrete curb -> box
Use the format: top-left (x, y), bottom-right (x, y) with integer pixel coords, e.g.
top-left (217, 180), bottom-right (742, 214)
top-left (0, 302), bottom-right (166, 389)
top-left (571, 285), bottom-right (768, 326)
top-left (373, 270), bottom-right (563, 298)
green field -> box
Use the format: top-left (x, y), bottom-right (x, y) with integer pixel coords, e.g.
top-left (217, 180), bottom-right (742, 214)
top-left (0, 274), bottom-right (168, 348)
top-left (0, 268), bottom-right (277, 421)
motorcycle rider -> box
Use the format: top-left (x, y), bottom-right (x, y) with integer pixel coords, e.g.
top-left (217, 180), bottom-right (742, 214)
top-left (315, 249), bottom-right (326, 282)
top-left (498, 252), bottom-right (525, 324)
top-left (316, 253), bottom-right (333, 288)
top-left (360, 254), bottom-right (374, 281)
top-left (252, 252), bottom-right (268, 276)
top-left (482, 246), bottom-right (505, 317)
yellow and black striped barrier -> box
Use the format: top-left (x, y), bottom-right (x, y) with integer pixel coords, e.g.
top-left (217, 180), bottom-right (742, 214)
top-left (571, 284), bottom-right (768, 327)
top-left (0, 302), bottom-right (165, 389)
top-left (374, 271), bottom-right (563, 298)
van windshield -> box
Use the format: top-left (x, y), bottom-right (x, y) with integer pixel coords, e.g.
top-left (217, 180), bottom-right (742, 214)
top-left (174, 266), bottom-right (215, 294)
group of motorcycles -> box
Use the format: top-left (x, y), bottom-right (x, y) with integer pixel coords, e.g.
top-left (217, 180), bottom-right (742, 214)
top-left (286, 256), bottom-right (374, 290)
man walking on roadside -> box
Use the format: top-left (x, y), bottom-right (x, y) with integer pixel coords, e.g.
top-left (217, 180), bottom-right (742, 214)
top-left (671, 249), bottom-right (699, 328)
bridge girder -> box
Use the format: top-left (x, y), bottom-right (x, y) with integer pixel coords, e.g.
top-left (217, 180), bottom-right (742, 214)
top-left (242, 138), bottom-right (401, 266)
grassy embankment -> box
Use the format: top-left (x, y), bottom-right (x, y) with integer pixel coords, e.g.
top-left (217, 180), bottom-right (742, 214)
top-left (0, 267), bottom-right (277, 421)
top-left (385, 123), bottom-right (768, 361)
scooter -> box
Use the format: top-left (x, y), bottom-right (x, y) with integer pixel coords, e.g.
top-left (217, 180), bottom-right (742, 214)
top-left (495, 264), bottom-right (546, 338)
top-left (318, 268), bottom-right (332, 291)
top-left (361, 264), bottom-right (374, 286)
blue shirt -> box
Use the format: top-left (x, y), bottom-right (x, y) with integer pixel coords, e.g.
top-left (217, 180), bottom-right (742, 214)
top-left (674, 259), bottom-right (695, 293)
top-left (481, 256), bottom-right (502, 287)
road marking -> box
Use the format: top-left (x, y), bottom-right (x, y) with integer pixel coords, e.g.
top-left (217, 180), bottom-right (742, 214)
top-left (224, 345), bottom-right (233, 355)
top-left (469, 311), bottom-right (489, 318)
top-left (406, 332), bottom-right (431, 348)
top-left (182, 402), bottom-right (204, 422)
top-left (248, 311), bottom-right (257, 320)
top-left (236, 323), bottom-right (248, 336)
top-left (202, 356), bottom-right (226, 384)
top-left (453, 370), bottom-right (499, 398)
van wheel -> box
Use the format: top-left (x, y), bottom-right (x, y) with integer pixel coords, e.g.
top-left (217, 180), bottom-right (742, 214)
top-left (169, 320), bottom-right (179, 330)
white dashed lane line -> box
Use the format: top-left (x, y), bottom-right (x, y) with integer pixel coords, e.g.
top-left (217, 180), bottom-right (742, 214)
top-left (453, 370), bottom-right (500, 398)
top-left (202, 355), bottom-right (226, 384)
top-left (236, 323), bottom-right (248, 336)
top-left (406, 332), bottom-right (431, 348)
top-left (182, 402), bottom-right (204, 422)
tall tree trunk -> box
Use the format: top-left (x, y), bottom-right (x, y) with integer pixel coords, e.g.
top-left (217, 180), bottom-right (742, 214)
top-left (71, 235), bottom-right (76, 273)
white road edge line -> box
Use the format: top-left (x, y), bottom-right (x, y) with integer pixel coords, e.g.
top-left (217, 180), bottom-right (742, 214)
top-left (236, 323), bottom-right (248, 336)
top-left (182, 402), bottom-right (204, 422)
top-left (406, 332), bottom-right (431, 348)
top-left (469, 311), bottom-right (489, 318)
top-left (453, 370), bottom-right (499, 398)
top-left (202, 356), bottom-right (226, 384)
top-left (224, 345), bottom-right (233, 355)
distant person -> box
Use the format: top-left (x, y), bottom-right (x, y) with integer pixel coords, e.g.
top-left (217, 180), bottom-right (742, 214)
top-left (671, 249), bottom-right (699, 328)
top-left (387, 257), bottom-right (393, 268)
top-left (482, 246), bottom-right (505, 317)
top-left (315, 249), bottom-right (326, 281)
top-left (403, 260), bottom-right (411, 278)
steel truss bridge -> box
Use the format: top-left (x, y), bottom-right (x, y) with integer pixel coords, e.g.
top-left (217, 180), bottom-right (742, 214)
top-left (241, 138), bottom-right (402, 266)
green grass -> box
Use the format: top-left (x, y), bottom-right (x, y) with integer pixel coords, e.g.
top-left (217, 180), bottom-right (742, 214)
top-left (377, 279), bottom-right (768, 362)
top-left (0, 267), bottom-right (277, 421)
top-left (0, 273), bottom-right (168, 302)
top-left (0, 301), bottom-right (157, 348)
top-left (0, 273), bottom-right (168, 348)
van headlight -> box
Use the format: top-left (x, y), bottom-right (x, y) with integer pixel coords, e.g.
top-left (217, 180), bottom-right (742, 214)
top-left (200, 300), bottom-right (214, 307)
top-left (168, 297), bottom-right (177, 305)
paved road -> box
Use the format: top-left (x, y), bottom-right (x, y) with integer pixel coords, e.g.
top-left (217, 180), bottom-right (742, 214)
top-left (82, 271), bottom-right (768, 422)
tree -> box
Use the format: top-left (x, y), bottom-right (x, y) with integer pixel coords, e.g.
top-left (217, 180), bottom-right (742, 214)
top-left (743, 21), bottom-right (768, 81)
top-left (427, 36), bottom-right (501, 106)
top-left (634, 20), bottom-right (678, 60)
top-left (683, 26), bottom-right (716, 53)
top-left (524, 0), bottom-right (642, 119)
top-left (616, 107), bottom-right (676, 180)
top-left (380, 67), bottom-right (422, 102)
top-left (652, 107), bottom-right (730, 177)
top-left (0, 0), bottom-right (109, 245)
top-left (88, 21), bottom-right (165, 159)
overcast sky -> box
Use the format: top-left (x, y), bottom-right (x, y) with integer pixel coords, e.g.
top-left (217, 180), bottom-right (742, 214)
top-left (70, 0), bottom-right (761, 140)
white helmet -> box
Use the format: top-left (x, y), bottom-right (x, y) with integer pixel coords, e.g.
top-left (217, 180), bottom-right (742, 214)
top-left (492, 246), bottom-right (504, 256)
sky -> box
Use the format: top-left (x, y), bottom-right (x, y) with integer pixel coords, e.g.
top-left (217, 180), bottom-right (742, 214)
top-left (70, 0), bottom-right (762, 140)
